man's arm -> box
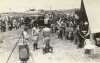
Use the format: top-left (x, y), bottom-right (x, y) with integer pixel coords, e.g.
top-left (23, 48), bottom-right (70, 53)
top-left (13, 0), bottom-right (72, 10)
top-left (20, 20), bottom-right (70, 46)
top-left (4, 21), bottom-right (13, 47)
top-left (85, 27), bottom-right (90, 37)
top-left (78, 30), bottom-right (84, 39)
top-left (77, 25), bottom-right (84, 39)
top-left (32, 28), bottom-right (33, 36)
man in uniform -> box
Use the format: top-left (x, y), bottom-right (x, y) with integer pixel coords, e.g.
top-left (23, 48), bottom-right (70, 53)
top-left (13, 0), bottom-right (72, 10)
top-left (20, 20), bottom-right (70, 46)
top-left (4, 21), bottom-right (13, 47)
top-left (42, 26), bottom-right (53, 54)
top-left (32, 25), bottom-right (40, 51)
top-left (77, 20), bottom-right (90, 48)
top-left (22, 27), bottom-right (30, 45)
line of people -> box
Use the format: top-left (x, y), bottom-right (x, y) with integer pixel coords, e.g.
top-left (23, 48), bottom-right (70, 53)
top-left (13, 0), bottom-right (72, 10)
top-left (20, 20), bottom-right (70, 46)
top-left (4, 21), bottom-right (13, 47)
top-left (0, 16), bottom-right (24, 32)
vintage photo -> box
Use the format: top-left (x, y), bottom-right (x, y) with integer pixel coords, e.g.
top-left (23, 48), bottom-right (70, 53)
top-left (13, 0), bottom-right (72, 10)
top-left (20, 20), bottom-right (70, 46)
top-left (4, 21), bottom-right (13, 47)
top-left (0, 0), bottom-right (100, 63)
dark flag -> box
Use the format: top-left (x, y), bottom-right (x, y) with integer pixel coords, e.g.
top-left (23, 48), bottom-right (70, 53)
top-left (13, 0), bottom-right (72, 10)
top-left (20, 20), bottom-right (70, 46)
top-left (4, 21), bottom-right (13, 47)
top-left (79, 0), bottom-right (88, 21)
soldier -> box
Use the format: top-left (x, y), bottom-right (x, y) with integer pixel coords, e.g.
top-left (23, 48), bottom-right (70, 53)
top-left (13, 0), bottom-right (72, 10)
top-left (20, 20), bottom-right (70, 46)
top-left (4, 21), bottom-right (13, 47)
top-left (32, 25), bottom-right (40, 51)
top-left (57, 27), bottom-right (63, 39)
top-left (60, 19), bottom-right (66, 37)
top-left (77, 20), bottom-right (90, 48)
top-left (50, 23), bottom-right (56, 33)
top-left (42, 26), bottom-right (53, 54)
top-left (22, 27), bottom-right (30, 45)
top-left (12, 18), bottom-right (17, 30)
top-left (44, 17), bottom-right (49, 27)
top-left (1, 21), bottom-right (6, 32)
top-left (73, 23), bottom-right (78, 44)
top-left (30, 18), bottom-right (35, 28)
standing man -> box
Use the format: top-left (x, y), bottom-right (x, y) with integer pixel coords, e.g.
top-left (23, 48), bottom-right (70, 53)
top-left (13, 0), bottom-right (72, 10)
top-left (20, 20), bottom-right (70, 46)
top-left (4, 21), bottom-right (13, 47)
top-left (77, 20), bottom-right (90, 48)
top-left (60, 20), bottom-right (66, 37)
top-left (32, 25), bottom-right (40, 51)
top-left (42, 26), bottom-right (53, 54)
top-left (22, 27), bottom-right (30, 45)
top-left (73, 23), bottom-right (78, 44)
top-left (44, 17), bottom-right (49, 27)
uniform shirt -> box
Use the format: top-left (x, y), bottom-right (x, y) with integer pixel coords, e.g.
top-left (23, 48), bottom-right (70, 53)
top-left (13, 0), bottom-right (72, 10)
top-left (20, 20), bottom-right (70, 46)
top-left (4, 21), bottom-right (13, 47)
top-left (69, 22), bottom-right (73, 28)
top-left (32, 27), bottom-right (39, 36)
top-left (13, 19), bottom-right (17, 26)
top-left (57, 21), bottom-right (61, 30)
top-left (22, 31), bottom-right (30, 44)
top-left (61, 21), bottom-right (66, 29)
top-left (22, 31), bottom-right (29, 39)
top-left (42, 27), bottom-right (51, 37)
top-left (44, 18), bottom-right (49, 24)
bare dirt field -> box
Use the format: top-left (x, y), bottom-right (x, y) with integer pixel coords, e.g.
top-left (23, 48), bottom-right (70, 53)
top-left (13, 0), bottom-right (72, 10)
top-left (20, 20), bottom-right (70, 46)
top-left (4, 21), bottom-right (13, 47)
top-left (0, 27), bottom-right (100, 63)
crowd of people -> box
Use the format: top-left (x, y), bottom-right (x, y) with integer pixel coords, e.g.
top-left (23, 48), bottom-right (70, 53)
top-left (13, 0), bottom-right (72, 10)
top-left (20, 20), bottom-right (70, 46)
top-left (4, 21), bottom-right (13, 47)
top-left (49, 13), bottom-right (93, 50)
top-left (0, 12), bottom-right (96, 60)
top-left (0, 16), bottom-right (24, 32)
top-left (21, 12), bottom-right (91, 54)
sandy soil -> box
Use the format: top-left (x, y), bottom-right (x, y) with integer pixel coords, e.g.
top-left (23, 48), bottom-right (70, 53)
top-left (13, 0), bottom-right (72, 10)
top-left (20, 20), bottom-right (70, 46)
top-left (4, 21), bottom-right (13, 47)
top-left (0, 27), bottom-right (100, 63)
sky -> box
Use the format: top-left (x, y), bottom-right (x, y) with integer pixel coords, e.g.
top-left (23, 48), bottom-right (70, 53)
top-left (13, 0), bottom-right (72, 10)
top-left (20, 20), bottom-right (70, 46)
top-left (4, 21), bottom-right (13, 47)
top-left (0, 0), bottom-right (81, 12)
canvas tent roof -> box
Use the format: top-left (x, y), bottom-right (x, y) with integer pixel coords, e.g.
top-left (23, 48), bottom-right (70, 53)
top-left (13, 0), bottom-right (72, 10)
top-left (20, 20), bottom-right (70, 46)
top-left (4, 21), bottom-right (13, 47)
top-left (83, 0), bottom-right (100, 33)
top-left (25, 10), bottom-right (44, 15)
top-left (24, 10), bottom-right (44, 17)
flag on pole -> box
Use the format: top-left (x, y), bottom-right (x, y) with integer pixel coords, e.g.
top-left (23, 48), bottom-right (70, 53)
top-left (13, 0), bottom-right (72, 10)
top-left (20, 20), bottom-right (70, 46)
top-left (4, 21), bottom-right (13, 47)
top-left (79, 0), bottom-right (88, 21)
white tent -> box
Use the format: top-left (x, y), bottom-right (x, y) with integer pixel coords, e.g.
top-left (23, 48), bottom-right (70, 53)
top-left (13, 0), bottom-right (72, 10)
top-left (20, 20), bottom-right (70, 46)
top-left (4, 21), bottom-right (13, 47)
top-left (83, 0), bottom-right (100, 33)
top-left (25, 10), bottom-right (44, 15)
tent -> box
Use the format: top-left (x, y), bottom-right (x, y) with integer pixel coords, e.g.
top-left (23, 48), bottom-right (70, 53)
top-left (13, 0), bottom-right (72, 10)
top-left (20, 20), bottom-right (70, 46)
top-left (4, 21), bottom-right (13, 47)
top-left (25, 10), bottom-right (44, 15)
top-left (83, 0), bottom-right (100, 33)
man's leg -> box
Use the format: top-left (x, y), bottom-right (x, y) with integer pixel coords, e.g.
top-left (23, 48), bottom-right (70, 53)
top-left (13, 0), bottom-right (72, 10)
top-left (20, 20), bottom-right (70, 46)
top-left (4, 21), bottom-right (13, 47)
top-left (36, 43), bottom-right (38, 50)
top-left (77, 33), bottom-right (81, 48)
top-left (49, 46), bottom-right (53, 53)
top-left (36, 37), bottom-right (39, 50)
top-left (60, 31), bottom-right (63, 39)
top-left (58, 33), bottom-right (60, 38)
top-left (33, 43), bottom-right (36, 50)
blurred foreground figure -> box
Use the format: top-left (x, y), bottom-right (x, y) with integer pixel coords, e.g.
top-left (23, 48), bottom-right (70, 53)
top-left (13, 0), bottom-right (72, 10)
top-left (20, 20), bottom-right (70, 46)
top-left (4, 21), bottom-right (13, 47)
top-left (19, 44), bottom-right (29, 62)
top-left (42, 26), bottom-right (53, 54)
top-left (32, 25), bottom-right (40, 51)
top-left (19, 27), bottom-right (30, 63)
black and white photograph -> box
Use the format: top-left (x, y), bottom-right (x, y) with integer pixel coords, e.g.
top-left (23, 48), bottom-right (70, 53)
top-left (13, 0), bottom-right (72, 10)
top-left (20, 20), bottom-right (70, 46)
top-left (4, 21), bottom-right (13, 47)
top-left (0, 0), bottom-right (100, 63)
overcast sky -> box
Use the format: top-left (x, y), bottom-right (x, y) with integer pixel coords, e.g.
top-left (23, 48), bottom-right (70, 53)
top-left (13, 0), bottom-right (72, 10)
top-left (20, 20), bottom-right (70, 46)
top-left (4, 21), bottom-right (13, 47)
top-left (0, 0), bottom-right (81, 12)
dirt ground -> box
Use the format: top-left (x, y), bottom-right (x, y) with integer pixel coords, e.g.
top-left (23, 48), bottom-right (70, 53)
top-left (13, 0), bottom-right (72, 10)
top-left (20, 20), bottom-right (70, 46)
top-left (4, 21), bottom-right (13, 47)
top-left (0, 26), bottom-right (100, 63)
